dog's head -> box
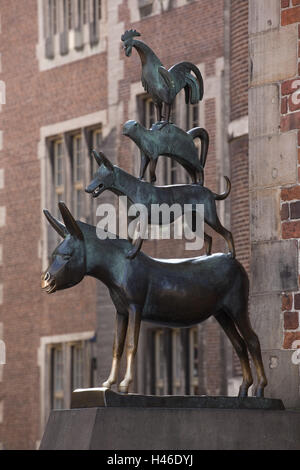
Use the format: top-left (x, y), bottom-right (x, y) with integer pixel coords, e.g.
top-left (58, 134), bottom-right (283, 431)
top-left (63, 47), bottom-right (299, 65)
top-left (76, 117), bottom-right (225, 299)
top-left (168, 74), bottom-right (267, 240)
top-left (85, 151), bottom-right (115, 198)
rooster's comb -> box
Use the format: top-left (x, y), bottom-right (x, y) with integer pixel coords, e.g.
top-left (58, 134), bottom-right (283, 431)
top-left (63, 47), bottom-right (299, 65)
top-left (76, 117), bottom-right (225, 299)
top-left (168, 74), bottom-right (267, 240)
top-left (121, 29), bottom-right (141, 42)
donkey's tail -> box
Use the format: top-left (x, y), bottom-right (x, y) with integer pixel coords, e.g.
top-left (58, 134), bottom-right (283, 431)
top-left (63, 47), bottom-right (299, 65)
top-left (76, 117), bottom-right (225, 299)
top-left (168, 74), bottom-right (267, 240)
top-left (187, 127), bottom-right (209, 169)
top-left (213, 176), bottom-right (231, 200)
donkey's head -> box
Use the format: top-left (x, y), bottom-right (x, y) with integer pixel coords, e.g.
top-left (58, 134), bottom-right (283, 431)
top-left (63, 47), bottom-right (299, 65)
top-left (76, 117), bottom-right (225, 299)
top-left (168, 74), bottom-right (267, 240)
top-left (85, 150), bottom-right (115, 198)
top-left (41, 202), bottom-right (86, 294)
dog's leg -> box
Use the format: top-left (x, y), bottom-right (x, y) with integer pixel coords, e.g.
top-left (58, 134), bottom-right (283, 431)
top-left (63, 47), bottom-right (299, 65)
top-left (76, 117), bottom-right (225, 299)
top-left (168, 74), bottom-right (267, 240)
top-left (204, 232), bottom-right (212, 255)
top-left (119, 305), bottom-right (141, 393)
top-left (127, 219), bottom-right (147, 259)
top-left (102, 312), bottom-right (128, 389)
top-left (205, 204), bottom-right (236, 258)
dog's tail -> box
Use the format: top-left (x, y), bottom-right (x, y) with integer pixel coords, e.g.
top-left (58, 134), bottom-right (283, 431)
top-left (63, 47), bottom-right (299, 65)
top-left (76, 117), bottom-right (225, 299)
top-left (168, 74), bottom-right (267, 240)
top-left (213, 176), bottom-right (231, 200)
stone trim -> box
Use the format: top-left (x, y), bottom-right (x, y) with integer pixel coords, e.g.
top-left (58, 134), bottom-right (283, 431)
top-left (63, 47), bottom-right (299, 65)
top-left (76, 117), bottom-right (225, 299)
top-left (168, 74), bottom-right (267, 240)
top-left (37, 331), bottom-right (95, 436)
top-left (36, 0), bottom-right (107, 71)
top-left (38, 110), bottom-right (107, 271)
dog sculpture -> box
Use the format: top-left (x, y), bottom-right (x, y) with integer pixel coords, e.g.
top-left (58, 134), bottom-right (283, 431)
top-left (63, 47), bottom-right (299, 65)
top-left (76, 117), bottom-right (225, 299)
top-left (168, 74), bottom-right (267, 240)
top-left (41, 202), bottom-right (267, 397)
top-left (85, 150), bottom-right (235, 259)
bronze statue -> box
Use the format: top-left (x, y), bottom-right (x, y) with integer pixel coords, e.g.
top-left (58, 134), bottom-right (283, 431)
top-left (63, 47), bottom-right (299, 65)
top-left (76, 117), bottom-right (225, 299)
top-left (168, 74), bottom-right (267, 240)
top-left (123, 120), bottom-right (209, 184)
top-left (121, 29), bottom-right (203, 122)
top-left (41, 29), bottom-right (269, 404)
top-left (85, 150), bottom-right (235, 259)
top-left (42, 202), bottom-right (267, 397)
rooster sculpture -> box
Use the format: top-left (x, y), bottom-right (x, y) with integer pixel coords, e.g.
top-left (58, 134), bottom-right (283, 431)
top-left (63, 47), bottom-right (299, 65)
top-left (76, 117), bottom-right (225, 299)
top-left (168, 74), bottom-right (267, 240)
top-left (121, 29), bottom-right (204, 122)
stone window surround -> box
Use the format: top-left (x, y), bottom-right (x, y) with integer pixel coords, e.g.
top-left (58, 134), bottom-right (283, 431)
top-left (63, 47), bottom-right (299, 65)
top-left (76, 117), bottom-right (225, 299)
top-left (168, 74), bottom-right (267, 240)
top-left (38, 109), bottom-right (107, 272)
top-left (129, 0), bottom-right (193, 23)
top-left (36, 0), bottom-right (107, 71)
top-left (37, 330), bottom-right (95, 434)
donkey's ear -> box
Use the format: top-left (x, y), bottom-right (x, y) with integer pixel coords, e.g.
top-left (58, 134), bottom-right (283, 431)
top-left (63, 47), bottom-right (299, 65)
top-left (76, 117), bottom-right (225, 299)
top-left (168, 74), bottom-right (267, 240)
top-left (58, 202), bottom-right (84, 240)
top-left (43, 209), bottom-right (67, 238)
top-left (92, 149), bottom-right (103, 167)
top-left (92, 149), bottom-right (114, 171)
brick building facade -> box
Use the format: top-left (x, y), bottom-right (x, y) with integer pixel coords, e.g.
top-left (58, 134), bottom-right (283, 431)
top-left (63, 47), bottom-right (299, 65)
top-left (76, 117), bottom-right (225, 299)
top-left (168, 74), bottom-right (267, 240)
top-left (1, 0), bottom-right (298, 451)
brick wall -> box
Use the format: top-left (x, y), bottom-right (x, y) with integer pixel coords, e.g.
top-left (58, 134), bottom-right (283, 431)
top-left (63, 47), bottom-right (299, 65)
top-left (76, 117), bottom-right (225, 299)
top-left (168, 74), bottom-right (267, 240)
top-left (279, 0), bottom-right (300, 350)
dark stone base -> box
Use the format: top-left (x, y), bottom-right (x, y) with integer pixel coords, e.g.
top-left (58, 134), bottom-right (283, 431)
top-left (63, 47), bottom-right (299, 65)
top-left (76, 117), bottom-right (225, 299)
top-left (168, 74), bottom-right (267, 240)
top-left (39, 392), bottom-right (300, 450)
top-left (70, 387), bottom-right (285, 410)
top-left (40, 407), bottom-right (300, 450)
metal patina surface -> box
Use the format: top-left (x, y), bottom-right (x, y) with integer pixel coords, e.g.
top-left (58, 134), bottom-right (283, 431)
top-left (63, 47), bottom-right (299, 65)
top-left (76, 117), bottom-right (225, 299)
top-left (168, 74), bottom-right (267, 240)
top-left (42, 202), bottom-right (267, 397)
top-left (122, 120), bottom-right (208, 184)
top-left (121, 29), bottom-right (204, 123)
top-left (71, 387), bottom-right (284, 410)
top-left (85, 150), bottom-right (235, 259)
top-left (41, 29), bottom-right (269, 405)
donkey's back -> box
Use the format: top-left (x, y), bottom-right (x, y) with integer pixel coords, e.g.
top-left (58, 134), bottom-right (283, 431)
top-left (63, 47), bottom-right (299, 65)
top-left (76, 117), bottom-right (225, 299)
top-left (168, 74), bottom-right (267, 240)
top-left (124, 252), bottom-right (248, 327)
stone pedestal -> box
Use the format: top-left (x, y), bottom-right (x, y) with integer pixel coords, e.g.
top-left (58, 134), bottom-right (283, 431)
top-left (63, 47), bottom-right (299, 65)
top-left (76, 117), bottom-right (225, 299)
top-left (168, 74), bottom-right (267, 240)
top-left (39, 389), bottom-right (300, 450)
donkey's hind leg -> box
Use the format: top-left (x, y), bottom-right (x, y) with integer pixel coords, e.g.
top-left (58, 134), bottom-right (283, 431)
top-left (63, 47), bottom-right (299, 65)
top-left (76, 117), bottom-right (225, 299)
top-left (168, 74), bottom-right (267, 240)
top-left (215, 310), bottom-right (253, 397)
top-left (232, 313), bottom-right (267, 397)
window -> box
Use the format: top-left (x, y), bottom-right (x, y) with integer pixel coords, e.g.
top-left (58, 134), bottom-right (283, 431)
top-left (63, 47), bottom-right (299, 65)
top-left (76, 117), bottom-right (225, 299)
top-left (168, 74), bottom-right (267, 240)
top-left (139, 0), bottom-right (153, 18)
top-left (189, 327), bottom-right (199, 394)
top-left (91, 127), bottom-right (102, 175)
top-left (40, 332), bottom-right (96, 427)
top-left (68, 0), bottom-right (73, 30)
top-left (172, 329), bottom-right (182, 394)
top-left (186, 102), bottom-right (199, 130)
top-left (50, 345), bottom-right (64, 409)
top-left (40, 0), bottom-right (104, 68)
top-left (154, 330), bottom-right (167, 395)
top-left (71, 343), bottom-right (84, 390)
top-left (83, 0), bottom-right (88, 24)
top-left (143, 96), bottom-right (156, 129)
top-left (53, 138), bottom-right (65, 220)
top-left (150, 326), bottom-right (202, 396)
top-left (48, 339), bottom-right (94, 410)
top-left (47, 125), bottom-right (101, 246)
top-left (72, 134), bottom-right (84, 220)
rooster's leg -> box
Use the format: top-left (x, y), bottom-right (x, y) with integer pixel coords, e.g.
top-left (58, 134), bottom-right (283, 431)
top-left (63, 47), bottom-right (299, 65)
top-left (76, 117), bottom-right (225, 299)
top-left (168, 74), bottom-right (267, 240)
top-left (166, 104), bottom-right (172, 122)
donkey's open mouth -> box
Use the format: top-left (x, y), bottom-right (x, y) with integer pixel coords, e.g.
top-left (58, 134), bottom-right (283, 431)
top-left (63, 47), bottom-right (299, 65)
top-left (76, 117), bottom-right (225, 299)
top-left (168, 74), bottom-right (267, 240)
top-left (41, 273), bottom-right (56, 294)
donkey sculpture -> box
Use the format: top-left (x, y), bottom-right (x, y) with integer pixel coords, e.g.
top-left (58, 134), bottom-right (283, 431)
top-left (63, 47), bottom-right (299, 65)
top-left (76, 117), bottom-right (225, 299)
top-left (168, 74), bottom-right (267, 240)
top-left (85, 150), bottom-right (235, 259)
top-left (41, 202), bottom-right (267, 397)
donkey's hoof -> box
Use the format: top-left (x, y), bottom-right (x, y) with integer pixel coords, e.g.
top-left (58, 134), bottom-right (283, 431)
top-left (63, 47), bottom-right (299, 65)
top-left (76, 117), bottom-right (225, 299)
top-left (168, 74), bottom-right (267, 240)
top-left (102, 379), bottom-right (114, 389)
top-left (255, 387), bottom-right (265, 398)
top-left (238, 385), bottom-right (249, 398)
top-left (118, 384), bottom-right (129, 394)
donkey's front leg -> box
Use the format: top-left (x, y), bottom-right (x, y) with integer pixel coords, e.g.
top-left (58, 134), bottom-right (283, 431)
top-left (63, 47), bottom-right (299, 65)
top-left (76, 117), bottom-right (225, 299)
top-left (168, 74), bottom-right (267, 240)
top-left (119, 306), bottom-right (141, 393)
top-left (102, 312), bottom-right (128, 389)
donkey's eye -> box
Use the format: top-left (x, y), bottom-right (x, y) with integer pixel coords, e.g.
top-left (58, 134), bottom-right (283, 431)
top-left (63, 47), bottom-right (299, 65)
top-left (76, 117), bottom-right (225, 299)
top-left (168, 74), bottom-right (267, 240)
top-left (63, 255), bottom-right (71, 261)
